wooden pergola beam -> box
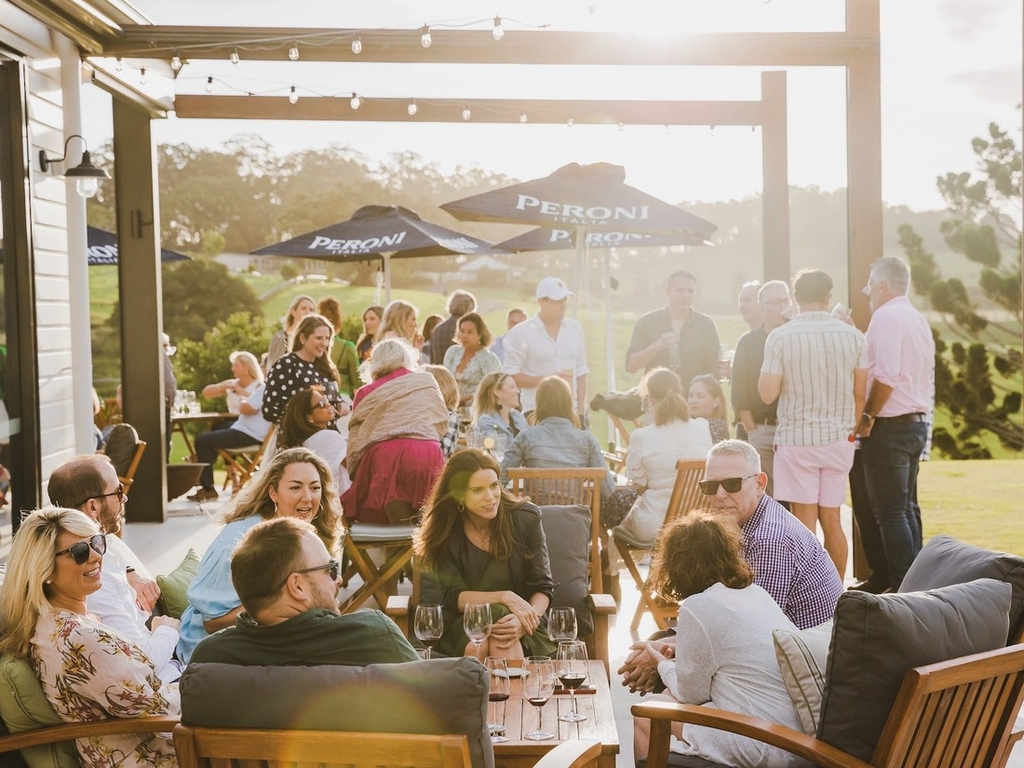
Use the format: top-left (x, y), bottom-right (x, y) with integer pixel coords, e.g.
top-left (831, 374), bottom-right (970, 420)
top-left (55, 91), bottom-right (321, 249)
top-left (104, 27), bottom-right (875, 66)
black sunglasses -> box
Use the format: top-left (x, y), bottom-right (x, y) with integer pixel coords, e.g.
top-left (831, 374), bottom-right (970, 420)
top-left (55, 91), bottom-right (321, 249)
top-left (54, 533), bottom-right (107, 565)
top-left (278, 559), bottom-right (341, 588)
top-left (698, 474), bottom-right (758, 496)
top-left (75, 482), bottom-right (125, 509)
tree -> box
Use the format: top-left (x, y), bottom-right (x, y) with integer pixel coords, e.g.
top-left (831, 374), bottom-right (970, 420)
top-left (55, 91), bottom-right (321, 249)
top-left (899, 120), bottom-right (1023, 457)
top-left (160, 260), bottom-right (262, 342)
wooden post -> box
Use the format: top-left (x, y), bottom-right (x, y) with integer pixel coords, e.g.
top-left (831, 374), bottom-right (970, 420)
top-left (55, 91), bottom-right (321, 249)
top-left (761, 71), bottom-right (790, 282)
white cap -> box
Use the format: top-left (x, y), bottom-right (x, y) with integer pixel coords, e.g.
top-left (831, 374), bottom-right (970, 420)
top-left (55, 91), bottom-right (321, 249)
top-left (162, 333), bottom-right (177, 356)
top-left (536, 276), bottom-right (573, 301)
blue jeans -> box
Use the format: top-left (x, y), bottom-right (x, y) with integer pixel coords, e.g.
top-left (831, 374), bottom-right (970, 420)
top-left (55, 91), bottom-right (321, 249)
top-left (859, 419), bottom-right (927, 589)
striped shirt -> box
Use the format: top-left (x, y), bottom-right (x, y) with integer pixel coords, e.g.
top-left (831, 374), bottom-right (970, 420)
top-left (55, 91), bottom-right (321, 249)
top-left (761, 311), bottom-right (867, 446)
top-left (743, 494), bottom-right (843, 629)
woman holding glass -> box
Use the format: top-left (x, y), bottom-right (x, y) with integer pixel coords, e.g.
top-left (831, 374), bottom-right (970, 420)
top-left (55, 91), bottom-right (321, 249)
top-left (415, 449), bottom-right (557, 660)
top-left (443, 312), bottom-right (502, 413)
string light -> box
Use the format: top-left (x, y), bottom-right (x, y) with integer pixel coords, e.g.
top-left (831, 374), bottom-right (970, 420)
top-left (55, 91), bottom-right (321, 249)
top-left (420, 26), bottom-right (432, 48)
top-left (288, 85), bottom-right (298, 104)
top-left (617, 121), bottom-right (624, 132)
top-left (351, 35), bottom-right (363, 55)
top-left (350, 92), bottom-right (361, 109)
top-left (205, 75), bottom-right (214, 93)
top-left (230, 47), bottom-right (240, 64)
top-left (170, 53), bottom-right (182, 72)
top-left (288, 42), bottom-right (300, 61)
top-left (567, 118), bottom-right (574, 127)
top-left (407, 99), bottom-right (418, 116)
top-left (139, 67), bottom-right (146, 85)
top-left (462, 105), bottom-right (471, 121)
top-left (115, 57), bottom-right (122, 72)
top-left (492, 16), bottom-right (505, 41)
top-left (664, 124), bottom-right (671, 134)
top-left (519, 113), bottom-right (528, 123)
top-left (710, 125), bottom-right (716, 138)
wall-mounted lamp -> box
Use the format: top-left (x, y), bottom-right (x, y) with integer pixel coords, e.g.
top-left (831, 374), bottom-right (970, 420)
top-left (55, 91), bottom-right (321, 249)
top-left (38, 134), bottom-right (110, 199)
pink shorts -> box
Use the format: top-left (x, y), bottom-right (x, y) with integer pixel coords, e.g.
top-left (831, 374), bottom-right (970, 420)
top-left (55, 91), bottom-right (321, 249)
top-left (773, 439), bottom-right (855, 507)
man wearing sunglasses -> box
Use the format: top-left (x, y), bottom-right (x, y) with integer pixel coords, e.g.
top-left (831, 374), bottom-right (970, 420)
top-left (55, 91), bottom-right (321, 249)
top-left (619, 440), bottom-right (842, 695)
top-left (48, 455), bottom-right (183, 682)
top-left (191, 517), bottom-right (417, 666)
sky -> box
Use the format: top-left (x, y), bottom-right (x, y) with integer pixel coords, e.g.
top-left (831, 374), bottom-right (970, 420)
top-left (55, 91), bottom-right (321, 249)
top-left (80, 0), bottom-right (1022, 212)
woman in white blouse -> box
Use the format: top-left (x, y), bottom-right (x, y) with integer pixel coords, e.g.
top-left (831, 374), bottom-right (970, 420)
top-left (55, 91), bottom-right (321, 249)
top-left (278, 388), bottom-right (351, 495)
top-left (612, 368), bottom-right (713, 553)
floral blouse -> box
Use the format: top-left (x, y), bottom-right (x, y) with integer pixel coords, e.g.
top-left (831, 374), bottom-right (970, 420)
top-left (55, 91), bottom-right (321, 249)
top-left (30, 608), bottom-right (179, 768)
top-left (442, 346), bottom-right (502, 404)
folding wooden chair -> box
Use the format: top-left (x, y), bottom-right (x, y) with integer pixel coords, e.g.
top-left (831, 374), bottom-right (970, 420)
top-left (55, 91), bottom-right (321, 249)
top-left (117, 440), bottom-right (146, 495)
top-left (339, 519), bottom-right (417, 614)
top-left (612, 459), bottom-right (705, 631)
top-left (506, 467), bottom-right (607, 593)
top-left (218, 426), bottom-right (275, 495)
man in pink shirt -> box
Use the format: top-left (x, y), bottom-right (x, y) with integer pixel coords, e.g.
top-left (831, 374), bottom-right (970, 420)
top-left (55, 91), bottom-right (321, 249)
top-left (854, 256), bottom-right (935, 590)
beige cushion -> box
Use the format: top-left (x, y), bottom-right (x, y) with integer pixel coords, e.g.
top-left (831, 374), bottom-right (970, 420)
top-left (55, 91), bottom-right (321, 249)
top-left (0, 653), bottom-right (77, 768)
top-left (156, 548), bottom-right (200, 619)
top-left (772, 620), bottom-right (832, 735)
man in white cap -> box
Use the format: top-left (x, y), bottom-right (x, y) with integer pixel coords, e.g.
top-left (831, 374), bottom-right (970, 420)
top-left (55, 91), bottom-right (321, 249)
top-left (502, 276), bottom-right (589, 420)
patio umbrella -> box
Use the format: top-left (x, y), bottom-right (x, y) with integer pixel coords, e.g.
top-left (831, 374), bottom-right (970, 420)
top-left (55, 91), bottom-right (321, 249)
top-left (87, 226), bottom-right (191, 265)
top-left (251, 205), bottom-right (501, 302)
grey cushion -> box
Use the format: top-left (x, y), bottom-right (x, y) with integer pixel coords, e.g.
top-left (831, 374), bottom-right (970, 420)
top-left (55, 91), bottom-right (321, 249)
top-left (539, 504), bottom-right (593, 636)
top-left (180, 658), bottom-right (493, 768)
top-left (899, 534), bottom-right (1024, 643)
top-left (817, 578), bottom-right (1011, 762)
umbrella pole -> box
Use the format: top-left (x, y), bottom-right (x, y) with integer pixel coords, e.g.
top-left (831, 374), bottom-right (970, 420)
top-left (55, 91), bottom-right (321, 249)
top-left (572, 227), bottom-right (588, 318)
top-left (384, 252), bottom-right (392, 304)
top-left (605, 250), bottom-right (616, 444)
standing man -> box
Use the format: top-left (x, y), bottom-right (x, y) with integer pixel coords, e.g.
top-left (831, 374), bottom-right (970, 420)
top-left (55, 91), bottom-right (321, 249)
top-left (737, 279), bottom-right (763, 333)
top-left (853, 256), bottom-right (934, 591)
top-left (490, 307), bottom-right (527, 363)
top-left (759, 269), bottom-right (867, 580)
top-left (428, 289), bottom-right (477, 365)
top-left (503, 277), bottom-right (588, 419)
top-left (625, 270), bottom-right (719, 391)
top-left (730, 280), bottom-right (791, 493)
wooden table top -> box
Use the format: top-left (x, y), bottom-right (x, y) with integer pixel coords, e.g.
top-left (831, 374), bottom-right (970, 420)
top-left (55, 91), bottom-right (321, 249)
top-left (171, 411), bottom-right (228, 424)
top-left (492, 660), bottom-right (619, 767)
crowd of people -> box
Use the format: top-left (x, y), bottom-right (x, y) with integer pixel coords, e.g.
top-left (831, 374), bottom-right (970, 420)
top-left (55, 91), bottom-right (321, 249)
top-left (0, 257), bottom-right (937, 768)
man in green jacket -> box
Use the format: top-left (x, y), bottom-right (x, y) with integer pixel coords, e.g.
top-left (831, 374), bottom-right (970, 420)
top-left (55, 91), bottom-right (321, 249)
top-left (191, 517), bottom-right (418, 666)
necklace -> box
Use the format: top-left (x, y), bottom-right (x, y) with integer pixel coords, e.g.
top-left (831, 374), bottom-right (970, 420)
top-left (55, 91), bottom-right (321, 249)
top-left (465, 525), bottom-right (491, 546)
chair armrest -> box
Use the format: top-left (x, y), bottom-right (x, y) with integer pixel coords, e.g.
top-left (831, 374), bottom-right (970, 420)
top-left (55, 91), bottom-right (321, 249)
top-left (586, 594), bottom-right (617, 676)
top-left (0, 716), bottom-right (180, 753)
top-left (631, 701), bottom-right (873, 768)
top-left (533, 739), bottom-right (602, 768)
top-left (588, 593), bottom-right (617, 615)
top-left (385, 595), bottom-right (411, 638)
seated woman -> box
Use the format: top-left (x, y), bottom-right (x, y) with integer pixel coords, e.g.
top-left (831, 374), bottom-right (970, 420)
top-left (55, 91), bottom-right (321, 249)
top-left (472, 372), bottom-right (528, 442)
top-left (176, 447), bottom-right (340, 662)
top-left (279, 388), bottom-right (351, 495)
top-left (442, 312), bottom-right (502, 417)
top-left (612, 368), bottom-right (714, 550)
top-left (190, 351), bottom-right (272, 502)
top-left (422, 364), bottom-right (462, 459)
top-left (0, 508), bottom-right (179, 768)
top-left (416, 449), bottom-right (557, 661)
top-left (341, 339), bottom-right (448, 525)
top-left (687, 374), bottom-right (730, 443)
top-left (263, 314), bottom-right (349, 425)
top-left (632, 511), bottom-right (804, 768)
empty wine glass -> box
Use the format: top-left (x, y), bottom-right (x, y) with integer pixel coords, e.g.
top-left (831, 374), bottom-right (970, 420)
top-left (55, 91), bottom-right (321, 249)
top-left (548, 607), bottom-right (578, 643)
top-left (522, 656), bottom-right (555, 741)
top-left (556, 640), bottom-right (589, 723)
top-left (463, 603), bottom-right (492, 656)
top-left (414, 604), bottom-right (444, 659)
top-left (484, 657), bottom-right (510, 743)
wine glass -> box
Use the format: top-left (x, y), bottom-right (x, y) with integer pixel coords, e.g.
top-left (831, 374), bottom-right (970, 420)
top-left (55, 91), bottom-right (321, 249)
top-left (463, 603), bottom-right (492, 656)
top-left (548, 607), bottom-right (578, 643)
top-left (484, 657), bottom-right (510, 743)
top-left (522, 656), bottom-right (555, 741)
top-left (414, 604), bottom-right (444, 660)
top-left (556, 640), bottom-right (589, 723)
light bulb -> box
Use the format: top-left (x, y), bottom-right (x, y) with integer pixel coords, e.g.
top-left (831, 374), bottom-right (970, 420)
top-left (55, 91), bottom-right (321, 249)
top-left (205, 76), bottom-right (214, 93)
top-left (351, 35), bottom-right (362, 55)
top-left (230, 47), bottom-right (240, 64)
top-left (664, 124), bottom-right (671, 134)
top-left (567, 118), bottom-right (574, 128)
top-left (710, 125), bottom-right (716, 138)
top-left (407, 100), bottom-right (418, 116)
top-left (462, 106), bottom-right (471, 121)
top-left (492, 16), bottom-right (505, 41)
top-left (139, 67), bottom-right (146, 85)
top-left (420, 26), bottom-right (432, 48)
top-left (350, 93), bottom-right (361, 109)
top-left (288, 86), bottom-right (298, 105)
top-left (617, 121), bottom-right (624, 132)
top-left (114, 57), bottom-right (122, 72)
top-left (170, 54), bottom-right (182, 71)
top-left (288, 42), bottom-right (299, 61)
top-left (76, 177), bottom-right (98, 199)
top-left (519, 113), bottom-right (528, 123)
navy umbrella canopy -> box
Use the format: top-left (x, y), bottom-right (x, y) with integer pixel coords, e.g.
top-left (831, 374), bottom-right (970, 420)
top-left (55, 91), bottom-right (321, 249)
top-left (87, 226), bottom-right (190, 265)
top-left (495, 226), bottom-right (710, 252)
top-left (251, 205), bottom-right (501, 300)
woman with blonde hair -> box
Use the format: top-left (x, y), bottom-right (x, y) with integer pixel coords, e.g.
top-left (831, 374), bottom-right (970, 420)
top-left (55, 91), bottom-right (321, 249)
top-left (0, 508), bottom-right (179, 767)
top-left (356, 305), bottom-right (384, 363)
top-left (264, 294), bottom-right (316, 373)
top-left (422, 364), bottom-right (461, 458)
top-left (472, 372), bottom-right (528, 441)
top-left (377, 300), bottom-right (421, 348)
top-left (176, 447), bottom-right (341, 662)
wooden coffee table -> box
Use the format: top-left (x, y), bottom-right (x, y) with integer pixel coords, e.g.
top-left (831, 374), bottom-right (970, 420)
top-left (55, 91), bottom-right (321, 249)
top-left (493, 660), bottom-right (619, 768)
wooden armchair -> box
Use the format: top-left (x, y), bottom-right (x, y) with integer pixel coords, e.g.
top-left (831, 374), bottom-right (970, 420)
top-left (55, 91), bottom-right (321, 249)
top-left (634, 643), bottom-right (1024, 768)
top-left (218, 426), bottom-right (276, 495)
top-left (0, 716), bottom-right (179, 768)
top-left (117, 440), bottom-right (146, 495)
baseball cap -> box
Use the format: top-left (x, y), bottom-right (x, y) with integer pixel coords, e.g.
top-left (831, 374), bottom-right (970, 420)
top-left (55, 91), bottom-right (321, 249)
top-left (162, 332), bottom-right (177, 356)
top-left (536, 276), bottom-right (574, 301)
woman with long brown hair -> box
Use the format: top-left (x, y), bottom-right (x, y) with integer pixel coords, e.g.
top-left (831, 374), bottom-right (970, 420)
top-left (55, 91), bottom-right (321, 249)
top-left (416, 449), bottom-right (556, 660)
top-left (262, 314), bottom-right (346, 425)
top-left (356, 305), bottom-right (384, 363)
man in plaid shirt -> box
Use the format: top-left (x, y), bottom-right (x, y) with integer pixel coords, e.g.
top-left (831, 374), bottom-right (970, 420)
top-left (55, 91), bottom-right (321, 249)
top-left (619, 439), bottom-right (842, 694)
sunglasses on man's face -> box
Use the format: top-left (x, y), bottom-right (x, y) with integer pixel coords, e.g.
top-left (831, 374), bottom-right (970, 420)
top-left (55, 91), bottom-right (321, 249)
top-left (74, 482), bottom-right (125, 509)
top-left (698, 474), bottom-right (758, 496)
top-left (278, 559), bottom-right (341, 589)
top-left (54, 533), bottom-right (107, 565)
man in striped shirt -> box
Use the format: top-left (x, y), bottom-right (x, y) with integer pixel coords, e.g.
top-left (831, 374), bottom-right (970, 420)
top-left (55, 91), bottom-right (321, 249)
top-left (759, 270), bottom-right (867, 580)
